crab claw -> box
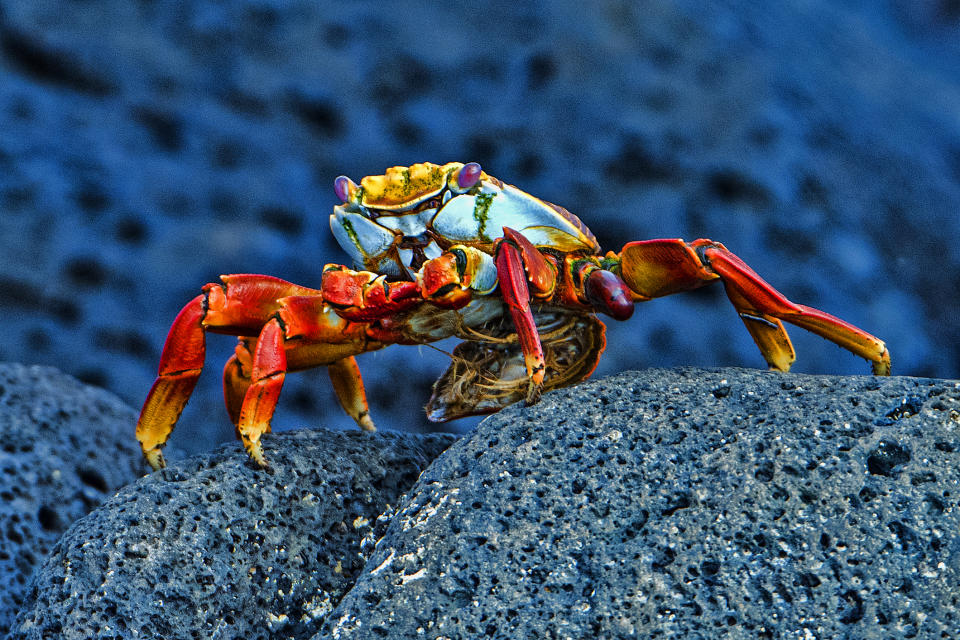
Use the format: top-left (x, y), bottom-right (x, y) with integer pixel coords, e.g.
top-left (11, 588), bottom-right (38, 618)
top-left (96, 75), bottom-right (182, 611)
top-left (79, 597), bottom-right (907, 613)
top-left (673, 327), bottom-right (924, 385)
top-left (584, 269), bottom-right (634, 321)
top-left (334, 175), bottom-right (358, 203)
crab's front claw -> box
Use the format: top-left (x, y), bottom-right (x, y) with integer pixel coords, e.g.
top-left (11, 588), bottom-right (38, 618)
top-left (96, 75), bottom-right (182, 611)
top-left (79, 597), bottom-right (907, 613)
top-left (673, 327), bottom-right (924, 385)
top-left (321, 266), bottom-right (422, 321)
top-left (615, 239), bottom-right (890, 375)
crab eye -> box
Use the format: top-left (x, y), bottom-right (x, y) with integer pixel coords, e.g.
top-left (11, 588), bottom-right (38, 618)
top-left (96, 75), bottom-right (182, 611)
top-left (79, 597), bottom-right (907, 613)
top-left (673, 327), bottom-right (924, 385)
top-left (334, 175), bottom-right (357, 203)
top-left (456, 162), bottom-right (482, 190)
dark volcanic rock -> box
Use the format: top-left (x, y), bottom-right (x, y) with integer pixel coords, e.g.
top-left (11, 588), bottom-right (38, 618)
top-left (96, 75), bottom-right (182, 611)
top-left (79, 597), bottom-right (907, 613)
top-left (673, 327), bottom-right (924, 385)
top-left (0, 362), bottom-right (143, 637)
top-left (317, 368), bottom-right (960, 639)
top-left (8, 428), bottom-right (455, 640)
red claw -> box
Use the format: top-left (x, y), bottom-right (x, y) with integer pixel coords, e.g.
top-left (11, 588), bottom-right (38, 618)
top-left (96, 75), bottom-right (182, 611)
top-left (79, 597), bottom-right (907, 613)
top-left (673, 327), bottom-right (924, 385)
top-left (585, 269), bottom-right (634, 321)
top-left (501, 227), bottom-right (555, 297)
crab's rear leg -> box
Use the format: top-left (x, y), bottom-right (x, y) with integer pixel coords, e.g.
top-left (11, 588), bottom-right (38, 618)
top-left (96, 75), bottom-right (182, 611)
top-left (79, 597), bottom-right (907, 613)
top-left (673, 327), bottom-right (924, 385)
top-left (225, 340), bottom-right (375, 437)
top-left (327, 356), bottom-right (376, 432)
top-left (223, 341), bottom-right (254, 428)
top-left (616, 238), bottom-right (890, 375)
top-left (137, 275), bottom-right (322, 470)
top-left (137, 295), bottom-right (207, 471)
top-left (230, 285), bottom-right (418, 466)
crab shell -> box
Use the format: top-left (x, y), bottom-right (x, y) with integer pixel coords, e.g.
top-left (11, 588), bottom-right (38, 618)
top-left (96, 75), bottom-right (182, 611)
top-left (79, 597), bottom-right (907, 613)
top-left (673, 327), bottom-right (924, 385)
top-left (329, 162), bottom-right (600, 284)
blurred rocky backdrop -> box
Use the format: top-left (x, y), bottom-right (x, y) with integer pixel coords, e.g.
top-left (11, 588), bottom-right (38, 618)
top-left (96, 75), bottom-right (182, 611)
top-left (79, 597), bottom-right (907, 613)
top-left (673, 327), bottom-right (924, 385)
top-left (1, 0), bottom-right (958, 458)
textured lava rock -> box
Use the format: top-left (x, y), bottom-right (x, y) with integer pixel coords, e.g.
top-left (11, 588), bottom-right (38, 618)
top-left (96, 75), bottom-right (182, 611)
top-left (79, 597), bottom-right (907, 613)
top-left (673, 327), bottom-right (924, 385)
top-left (8, 428), bottom-right (456, 640)
top-left (0, 362), bottom-right (144, 637)
top-left (1, 0), bottom-right (958, 461)
top-left (318, 368), bottom-right (960, 639)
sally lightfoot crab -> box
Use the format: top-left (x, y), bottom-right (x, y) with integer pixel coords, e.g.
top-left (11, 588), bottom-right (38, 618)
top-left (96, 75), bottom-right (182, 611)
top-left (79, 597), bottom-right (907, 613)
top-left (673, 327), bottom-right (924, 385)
top-left (136, 162), bottom-right (890, 470)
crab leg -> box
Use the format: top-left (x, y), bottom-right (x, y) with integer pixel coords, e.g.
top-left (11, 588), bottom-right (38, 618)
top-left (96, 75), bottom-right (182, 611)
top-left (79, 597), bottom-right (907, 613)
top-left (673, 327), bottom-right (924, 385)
top-left (223, 340), bottom-right (254, 427)
top-left (616, 238), bottom-right (890, 375)
top-left (327, 356), bottom-right (376, 432)
top-left (226, 293), bottom-right (395, 466)
top-left (136, 295), bottom-right (207, 471)
top-left (136, 275), bottom-right (323, 470)
top-left (226, 340), bottom-right (375, 435)
top-left (493, 228), bottom-right (559, 404)
top-left (237, 318), bottom-right (286, 466)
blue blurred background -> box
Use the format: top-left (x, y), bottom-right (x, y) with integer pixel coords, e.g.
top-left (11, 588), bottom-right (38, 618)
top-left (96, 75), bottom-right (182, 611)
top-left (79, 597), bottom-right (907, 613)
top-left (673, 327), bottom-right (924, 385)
top-left (1, 0), bottom-right (958, 458)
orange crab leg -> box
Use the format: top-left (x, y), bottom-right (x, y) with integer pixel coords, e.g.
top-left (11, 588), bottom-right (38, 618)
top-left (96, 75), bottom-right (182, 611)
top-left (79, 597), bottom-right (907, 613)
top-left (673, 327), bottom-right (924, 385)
top-left (232, 301), bottom-right (384, 467)
top-left (327, 356), bottom-right (376, 432)
top-left (223, 294), bottom-right (395, 466)
top-left (223, 340), bottom-right (254, 427)
top-left (227, 341), bottom-right (376, 433)
top-left (616, 238), bottom-right (890, 375)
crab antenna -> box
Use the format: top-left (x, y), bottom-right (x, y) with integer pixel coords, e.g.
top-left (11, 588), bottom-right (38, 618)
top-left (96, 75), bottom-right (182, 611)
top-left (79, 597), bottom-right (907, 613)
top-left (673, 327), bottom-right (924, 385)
top-left (457, 162), bottom-right (482, 189)
top-left (334, 175), bottom-right (357, 203)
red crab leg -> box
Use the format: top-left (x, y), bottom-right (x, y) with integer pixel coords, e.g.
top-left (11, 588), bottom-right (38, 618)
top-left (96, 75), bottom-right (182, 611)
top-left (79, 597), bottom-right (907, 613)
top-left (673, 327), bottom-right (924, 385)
top-left (225, 294), bottom-right (393, 466)
top-left (136, 275), bottom-right (322, 470)
top-left (136, 295), bottom-right (206, 471)
top-left (223, 339), bottom-right (254, 427)
top-left (226, 340), bottom-right (375, 435)
top-left (616, 238), bottom-right (890, 374)
top-left (237, 318), bottom-right (287, 467)
top-left (494, 228), bottom-right (559, 404)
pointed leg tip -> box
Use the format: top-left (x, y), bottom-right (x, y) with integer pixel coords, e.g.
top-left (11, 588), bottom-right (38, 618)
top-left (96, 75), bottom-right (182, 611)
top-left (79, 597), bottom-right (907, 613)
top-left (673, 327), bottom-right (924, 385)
top-left (524, 380), bottom-right (543, 406)
top-left (359, 414), bottom-right (376, 432)
top-left (145, 449), bottom-right (166, 471)
top-left (872, 349), bottom-right (891, 376)
top-left (247, 443), bottom-right (269, 468)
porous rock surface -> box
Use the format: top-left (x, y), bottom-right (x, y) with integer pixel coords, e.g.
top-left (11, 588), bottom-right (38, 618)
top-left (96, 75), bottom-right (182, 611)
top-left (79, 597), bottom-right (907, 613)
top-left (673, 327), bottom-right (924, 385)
top-left (1, 0), bottom-right (959, 459)
top-left (318, 368), bottom-right (960, 639)
top-left (0, 362), bottom-right (144, 637)
top-left (8, 428), bottom-right (456, 640)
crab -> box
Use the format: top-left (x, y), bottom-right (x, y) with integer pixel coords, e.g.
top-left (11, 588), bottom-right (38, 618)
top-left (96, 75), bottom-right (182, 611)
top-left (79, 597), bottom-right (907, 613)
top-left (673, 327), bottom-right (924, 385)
top-left (136, 161), bottom-right (890, 470)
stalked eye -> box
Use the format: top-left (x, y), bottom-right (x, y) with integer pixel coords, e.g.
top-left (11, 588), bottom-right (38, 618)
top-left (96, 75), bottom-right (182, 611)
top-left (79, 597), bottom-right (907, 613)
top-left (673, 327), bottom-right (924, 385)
top-left (456, 162), bottom-right (482, 190)
top-left (334, 175), bottom-right (357, 203)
